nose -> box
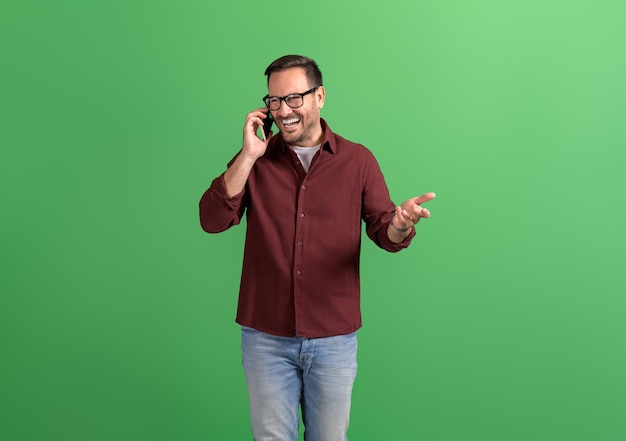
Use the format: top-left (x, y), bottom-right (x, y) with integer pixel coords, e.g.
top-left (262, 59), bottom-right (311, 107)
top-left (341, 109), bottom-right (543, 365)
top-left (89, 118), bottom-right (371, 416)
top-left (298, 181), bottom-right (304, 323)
top-left (276, 99), bottom-right (292, 117)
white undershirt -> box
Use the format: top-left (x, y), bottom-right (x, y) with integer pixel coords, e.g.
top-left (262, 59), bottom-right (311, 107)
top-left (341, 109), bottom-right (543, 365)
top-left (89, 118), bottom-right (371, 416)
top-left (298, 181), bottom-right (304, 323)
top-left (289, 145), bottom-right (321, 172)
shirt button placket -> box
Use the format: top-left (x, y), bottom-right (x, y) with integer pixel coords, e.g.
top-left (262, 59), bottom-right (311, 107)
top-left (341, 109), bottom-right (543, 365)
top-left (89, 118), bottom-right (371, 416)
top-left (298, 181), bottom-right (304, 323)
top-left (296, 212), bottom-right (305, 276)
top-left (294, 182), bottom-right (307, 330)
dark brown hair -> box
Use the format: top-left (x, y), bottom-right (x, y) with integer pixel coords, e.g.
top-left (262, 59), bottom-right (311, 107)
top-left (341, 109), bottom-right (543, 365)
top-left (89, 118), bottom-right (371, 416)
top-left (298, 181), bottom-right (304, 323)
top-left (264, 55), bottom-right (323, 88)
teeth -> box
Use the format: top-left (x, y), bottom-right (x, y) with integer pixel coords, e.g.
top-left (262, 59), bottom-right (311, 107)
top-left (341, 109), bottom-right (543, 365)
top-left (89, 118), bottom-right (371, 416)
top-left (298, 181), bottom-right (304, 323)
top-left (282, 118), bottom-right (300, 125)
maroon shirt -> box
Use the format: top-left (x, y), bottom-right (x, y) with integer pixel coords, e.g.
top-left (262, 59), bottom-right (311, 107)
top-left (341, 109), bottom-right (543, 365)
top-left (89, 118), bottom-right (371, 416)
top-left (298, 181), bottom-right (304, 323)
top-left (199, 120), bottom-right (415, 338)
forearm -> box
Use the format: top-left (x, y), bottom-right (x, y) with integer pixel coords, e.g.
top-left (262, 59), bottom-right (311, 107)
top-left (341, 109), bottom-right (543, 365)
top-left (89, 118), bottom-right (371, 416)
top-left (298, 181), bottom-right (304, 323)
top-left (223, 153), bottom-right (257, 197)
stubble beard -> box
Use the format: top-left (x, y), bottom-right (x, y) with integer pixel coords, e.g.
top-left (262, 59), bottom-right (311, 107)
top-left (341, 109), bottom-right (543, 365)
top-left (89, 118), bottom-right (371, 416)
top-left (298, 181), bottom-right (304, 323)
top-left (282, 115), bottom-right (321, 146)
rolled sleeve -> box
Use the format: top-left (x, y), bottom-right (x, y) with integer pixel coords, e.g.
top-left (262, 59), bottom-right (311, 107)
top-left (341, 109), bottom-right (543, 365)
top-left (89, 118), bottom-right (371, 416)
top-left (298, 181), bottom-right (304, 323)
top-left (199, 174), bottom-right (246, 233)
top-left (375, 212), bottom-right (416, 252)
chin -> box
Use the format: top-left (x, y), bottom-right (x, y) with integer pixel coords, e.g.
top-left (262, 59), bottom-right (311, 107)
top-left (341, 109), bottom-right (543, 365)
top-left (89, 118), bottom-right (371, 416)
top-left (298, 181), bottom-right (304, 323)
top-left (282, 131), bottom-right (302, 143)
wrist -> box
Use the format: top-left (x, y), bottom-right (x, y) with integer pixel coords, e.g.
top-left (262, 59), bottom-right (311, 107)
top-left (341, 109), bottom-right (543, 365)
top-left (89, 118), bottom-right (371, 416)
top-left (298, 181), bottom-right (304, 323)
top-left (390, 212), bottom-right (410, 233)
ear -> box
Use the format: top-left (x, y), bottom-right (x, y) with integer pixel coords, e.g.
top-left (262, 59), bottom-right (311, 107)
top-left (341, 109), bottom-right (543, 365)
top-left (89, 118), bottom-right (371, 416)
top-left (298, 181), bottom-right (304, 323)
top-left (316, 85), bottom-right (326, 109)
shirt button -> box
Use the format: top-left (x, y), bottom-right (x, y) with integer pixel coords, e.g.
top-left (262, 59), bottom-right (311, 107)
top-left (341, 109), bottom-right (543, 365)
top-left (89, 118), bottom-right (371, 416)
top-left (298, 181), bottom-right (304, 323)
top-left (299, 213), bottom-right (305, 218)
top-left (297, 241), bottom-right (303, 246)
top-left (296, 270), bottom-right (302, 276)
top-left (301, 185), bottom-right (306, 190)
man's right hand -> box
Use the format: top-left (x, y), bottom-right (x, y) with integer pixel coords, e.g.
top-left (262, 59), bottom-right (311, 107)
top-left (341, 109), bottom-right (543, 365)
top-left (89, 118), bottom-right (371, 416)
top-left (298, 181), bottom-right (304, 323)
top-left (242, 108), bottom-right (273, 160)
top-left (224, 108), bottom-right (273, 197)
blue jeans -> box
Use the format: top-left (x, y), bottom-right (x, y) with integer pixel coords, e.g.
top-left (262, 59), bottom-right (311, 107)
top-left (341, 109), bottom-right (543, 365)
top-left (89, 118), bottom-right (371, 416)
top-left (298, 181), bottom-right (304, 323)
top-left (241, 327), bottom-right (358, 441)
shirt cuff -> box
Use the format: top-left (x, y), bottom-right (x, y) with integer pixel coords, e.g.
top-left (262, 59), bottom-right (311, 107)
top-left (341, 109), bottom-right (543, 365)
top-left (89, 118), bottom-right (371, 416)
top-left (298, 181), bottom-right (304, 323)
top-left (209, 174), bottom-right (245, 208)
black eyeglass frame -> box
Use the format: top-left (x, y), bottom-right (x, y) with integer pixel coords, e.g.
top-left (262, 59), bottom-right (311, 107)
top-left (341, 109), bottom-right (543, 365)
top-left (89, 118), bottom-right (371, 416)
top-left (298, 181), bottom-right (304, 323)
top-left (262, 87), bottom-right (319, 111)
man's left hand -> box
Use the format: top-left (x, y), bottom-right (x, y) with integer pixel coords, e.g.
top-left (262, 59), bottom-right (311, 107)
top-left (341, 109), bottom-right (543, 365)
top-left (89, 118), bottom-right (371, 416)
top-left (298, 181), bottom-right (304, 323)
top-left (394, 192), bottom-right (437, 230)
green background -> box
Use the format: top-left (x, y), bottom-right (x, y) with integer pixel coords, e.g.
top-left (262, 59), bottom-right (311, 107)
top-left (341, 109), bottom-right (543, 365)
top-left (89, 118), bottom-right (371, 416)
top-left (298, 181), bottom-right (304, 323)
top-left (2, 0), bottom-right (625, 440)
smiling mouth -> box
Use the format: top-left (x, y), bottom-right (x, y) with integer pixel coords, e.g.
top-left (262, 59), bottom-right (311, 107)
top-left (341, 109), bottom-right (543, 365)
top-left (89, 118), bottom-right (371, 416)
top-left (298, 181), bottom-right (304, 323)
top-left (281, 117), bottom-right (301, 129)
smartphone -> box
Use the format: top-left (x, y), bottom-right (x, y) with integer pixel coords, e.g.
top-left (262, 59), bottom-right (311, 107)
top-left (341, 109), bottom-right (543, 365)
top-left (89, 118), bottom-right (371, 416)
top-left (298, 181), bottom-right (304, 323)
top-left (262, 112), bottom-right (273, 139)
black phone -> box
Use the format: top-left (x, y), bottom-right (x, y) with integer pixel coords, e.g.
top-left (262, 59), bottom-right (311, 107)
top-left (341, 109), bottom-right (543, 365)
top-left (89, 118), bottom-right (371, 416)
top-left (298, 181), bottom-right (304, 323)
top-left (262, 112), bottom-right (273, 138)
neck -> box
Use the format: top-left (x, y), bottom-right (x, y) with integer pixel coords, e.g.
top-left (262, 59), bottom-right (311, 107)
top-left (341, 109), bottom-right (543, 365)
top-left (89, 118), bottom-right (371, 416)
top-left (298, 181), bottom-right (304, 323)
top-left (305, 122), bottom-right (324, 147)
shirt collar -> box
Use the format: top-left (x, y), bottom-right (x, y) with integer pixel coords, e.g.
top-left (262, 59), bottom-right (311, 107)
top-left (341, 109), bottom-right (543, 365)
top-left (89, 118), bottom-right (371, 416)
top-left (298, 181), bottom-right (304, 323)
top-left (319, 119), bottom-right (336, 154)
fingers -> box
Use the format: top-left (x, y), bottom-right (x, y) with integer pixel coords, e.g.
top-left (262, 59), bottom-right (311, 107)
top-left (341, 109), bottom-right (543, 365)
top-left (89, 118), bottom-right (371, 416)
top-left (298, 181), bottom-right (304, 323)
top-left (397, 192), bottom-right (436, 223)
top-left (241, 109), bottom-right (272, 159)
top-left (409, 206), bottom-right (427, 223)
top-left (414, 192), bottom-right (436, 205)
top-left (402, 204), bottom-right (431, 224)
top-left (253, 116), bottom-right (266, 140)
top-left (245, 108), bottom-right (269, 125)
top-left (246, 114), bottom-right (266, 131)
top-left (391, 206), bottom-right (410, 231)
top-left (393, 201), bottom-right (432, 232)
top-left (412, 208), bottom-right (421, 222)
top-left (396, 206), bottom-right (417, 228)
top-left (244, 108), bottom-right (271, 142)
top-left (396, 206), bottom-right (408, 222)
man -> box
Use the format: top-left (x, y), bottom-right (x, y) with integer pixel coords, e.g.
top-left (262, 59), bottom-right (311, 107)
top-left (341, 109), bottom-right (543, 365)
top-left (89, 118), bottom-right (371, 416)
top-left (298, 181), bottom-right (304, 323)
top-left (199, 54), bottom-right (435, 441)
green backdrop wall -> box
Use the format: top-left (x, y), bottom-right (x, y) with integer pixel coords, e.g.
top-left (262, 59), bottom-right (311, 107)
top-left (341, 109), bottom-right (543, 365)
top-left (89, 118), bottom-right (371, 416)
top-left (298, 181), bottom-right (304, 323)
top-left (2, 0), bottom-right (625, 440)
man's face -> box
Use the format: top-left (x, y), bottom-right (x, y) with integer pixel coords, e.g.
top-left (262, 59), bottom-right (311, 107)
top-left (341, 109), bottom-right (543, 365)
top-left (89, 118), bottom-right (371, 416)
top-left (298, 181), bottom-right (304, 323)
top-left (267, 67), bottom-right (325, 147)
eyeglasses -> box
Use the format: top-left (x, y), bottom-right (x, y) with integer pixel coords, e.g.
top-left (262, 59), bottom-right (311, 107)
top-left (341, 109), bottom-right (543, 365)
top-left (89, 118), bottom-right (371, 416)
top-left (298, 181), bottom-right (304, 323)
top-left (262, 87), bottom-right (318, 111)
